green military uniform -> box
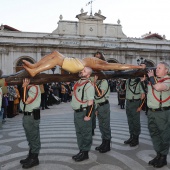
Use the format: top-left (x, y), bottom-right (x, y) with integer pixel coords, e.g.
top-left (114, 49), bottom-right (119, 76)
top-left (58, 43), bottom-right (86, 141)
top-left (20, 85), bottom-right (41, 154)
top-left (95, 79), bottom-right (111, 140)
top-left (91, 108), bottom-right (96, 134)
top-left (71, 79), bottom-right (94, 152)
top-left (125, 78), bottom-right (144, 146)
top-left (147, 75), bottom-right (170, 156)
top-left (94, 79), bottom-right (111, 153)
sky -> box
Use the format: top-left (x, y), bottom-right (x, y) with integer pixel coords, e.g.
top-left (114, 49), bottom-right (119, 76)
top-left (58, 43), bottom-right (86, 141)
top-left (1, 0), bottom-right (170, 40)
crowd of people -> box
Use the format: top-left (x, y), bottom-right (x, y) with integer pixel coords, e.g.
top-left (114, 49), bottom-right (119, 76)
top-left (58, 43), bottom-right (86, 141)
top-left (0, 82), bottom-right (75, 122)
top-left (0, 51), bottom-right (170, 169)
top-left (40, 82), bottom-right (73, 109)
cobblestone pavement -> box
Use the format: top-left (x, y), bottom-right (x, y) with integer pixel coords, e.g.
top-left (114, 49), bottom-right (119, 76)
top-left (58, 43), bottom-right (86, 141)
top-left (0, 92), bottom-right (170, 170)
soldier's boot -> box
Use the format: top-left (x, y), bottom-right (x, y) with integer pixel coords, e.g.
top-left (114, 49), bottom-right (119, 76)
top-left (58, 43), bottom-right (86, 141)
top-left (22, 153), bottom-right (39, 169)
top-left (72, 150), bottom-right (82, 160)
top-left (99, 140), bottom-right (110, 153)
top-left (154, 155), bottom-right (167, 168)
top-left (95, 139), bottom-right (106, 151)
top-left (148, 153), bottom-right (161, 166)
top-left (130, 135), bottom-right (139, 147)
top-left (124, 135), bottom-right (133, 144)
top-left (74, 151), bottom-right (89, 162)
top-left (20, 149), bottom-right (32, 164)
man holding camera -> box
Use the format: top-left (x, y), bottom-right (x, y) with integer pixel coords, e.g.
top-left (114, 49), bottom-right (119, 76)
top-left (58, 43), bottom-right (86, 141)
top-left (146, 62), bottom-right (170, 168)
top-left (20, 78), bottom-right (41, 169)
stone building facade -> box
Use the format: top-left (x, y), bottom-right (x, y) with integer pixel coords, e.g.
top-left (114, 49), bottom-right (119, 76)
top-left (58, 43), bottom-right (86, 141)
top-left (0, 9), bottom-right (170, 75)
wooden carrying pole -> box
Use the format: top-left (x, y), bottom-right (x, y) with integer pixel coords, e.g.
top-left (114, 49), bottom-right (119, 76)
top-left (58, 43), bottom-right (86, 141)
top-left (2, 67), bottom-right (155, 85)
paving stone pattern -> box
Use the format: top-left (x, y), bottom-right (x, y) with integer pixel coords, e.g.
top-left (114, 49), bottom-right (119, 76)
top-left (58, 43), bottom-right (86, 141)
top-left (0, 93), bottom-right (169, 170)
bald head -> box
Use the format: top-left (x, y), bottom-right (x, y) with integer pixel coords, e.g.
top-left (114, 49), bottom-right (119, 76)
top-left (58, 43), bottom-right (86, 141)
top-left (79, 67), bottom-right (93, 78)
top-left (85, 67), bottom-right (92, 75)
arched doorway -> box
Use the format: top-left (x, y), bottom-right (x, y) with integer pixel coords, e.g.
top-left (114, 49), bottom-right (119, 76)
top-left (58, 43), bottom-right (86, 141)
top-left (15, 57), bottom-right (35, 73)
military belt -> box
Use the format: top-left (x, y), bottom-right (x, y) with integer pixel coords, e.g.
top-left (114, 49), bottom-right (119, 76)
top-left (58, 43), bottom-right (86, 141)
top-left (24, 112), bottom-right (33, 116)
top-left (149, 106), bottom-right (170, 112)
top-left (98, 100), bottom-right (109, 106)
top-left (74, 108), bottom-right (86, 112)
top-left (127, 99), bottom-right (140, 102)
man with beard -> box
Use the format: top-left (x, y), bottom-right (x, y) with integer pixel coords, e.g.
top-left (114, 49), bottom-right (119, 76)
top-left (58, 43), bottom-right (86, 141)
top-left (71, 67), bottom-right (95, 162)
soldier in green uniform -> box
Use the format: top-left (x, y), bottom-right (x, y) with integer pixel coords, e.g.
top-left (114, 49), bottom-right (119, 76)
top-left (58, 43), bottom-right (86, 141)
top-left (93, 75), bottom-right (111, 153)
top-left (91, 51), bottom-right (106, 136)
top-left (20, 78), bottom-right (41, 169)
top-left (124, 78), bottom-right (145, 147)
top-left (71, 67), bottom-right (95, 162)
top-left (145, 62), bottom-right (170, 168)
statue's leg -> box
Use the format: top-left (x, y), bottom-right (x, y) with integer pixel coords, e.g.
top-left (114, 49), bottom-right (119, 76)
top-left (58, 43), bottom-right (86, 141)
top-left (22, 60), bottom-right (37, 69)
top-left (23, 65), bottom-right (38, 77)
top-left (22, 51), bottom-right (65, 69)
top-left (23, 56), bottom-right (65, 77)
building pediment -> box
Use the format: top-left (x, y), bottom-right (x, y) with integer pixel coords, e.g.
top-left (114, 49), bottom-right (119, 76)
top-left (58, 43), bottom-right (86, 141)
top-left (52, 9), bottom-right (126, 38)
top-left (76, 11), bottom-right (106, 21)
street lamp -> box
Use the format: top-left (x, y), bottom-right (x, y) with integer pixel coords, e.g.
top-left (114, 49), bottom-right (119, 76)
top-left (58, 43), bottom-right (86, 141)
top-left (51, 66), bottom-right (56, 74)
